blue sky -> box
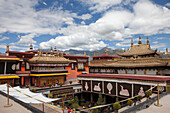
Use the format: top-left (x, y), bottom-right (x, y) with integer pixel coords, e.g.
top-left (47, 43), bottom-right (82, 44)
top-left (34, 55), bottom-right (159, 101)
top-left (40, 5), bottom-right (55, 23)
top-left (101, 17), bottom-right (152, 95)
top-left (0, 0), bottom-right (170, 53)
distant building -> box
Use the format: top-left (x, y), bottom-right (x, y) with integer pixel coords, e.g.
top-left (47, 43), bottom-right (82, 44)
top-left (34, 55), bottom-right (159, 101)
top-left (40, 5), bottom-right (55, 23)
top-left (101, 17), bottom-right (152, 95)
top-left (29, 53), bottom-right (72, 87)
top-left (1, 44), bottom-right (89, 86)
top-left (89, 36), bottom-right (170, 75)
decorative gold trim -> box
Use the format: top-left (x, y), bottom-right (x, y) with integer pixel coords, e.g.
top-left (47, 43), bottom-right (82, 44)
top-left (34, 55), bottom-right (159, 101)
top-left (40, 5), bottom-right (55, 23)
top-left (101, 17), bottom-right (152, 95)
top-left (29, 73), bottom-right (70, 76)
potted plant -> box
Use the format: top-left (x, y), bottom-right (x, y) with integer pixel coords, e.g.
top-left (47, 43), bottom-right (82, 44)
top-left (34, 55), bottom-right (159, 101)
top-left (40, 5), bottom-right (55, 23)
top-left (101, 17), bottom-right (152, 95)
top-left (72, 103), bottom-right (79, 109)
top-left (92, 109), bottom-right (99, 113)
top-left (59, 82), bottom-right (63, 87)
top-left (69, 81), bottom-right (72, 84)
top-left (145, 90), bottom-right (152, 99)
top-left (48, 83), bottom-right (52, 88)
top-left (48, 93), bottom-right (53, 98)
top-left (25, 85), bottom-right (29, 88)
top-left (127, 99), bottom-right (133, 106)
top-left (31, 89), bottom-right (36, 93)
top-left (113, 102), bottom-right (121, 113)
top-left (137, 95), bottom-right (143, 102)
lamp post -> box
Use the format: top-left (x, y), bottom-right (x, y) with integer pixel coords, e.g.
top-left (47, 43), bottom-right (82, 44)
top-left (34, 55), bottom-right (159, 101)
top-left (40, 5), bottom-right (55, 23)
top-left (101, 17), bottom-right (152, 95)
top-left (154, 84), bottom-right (162, 107)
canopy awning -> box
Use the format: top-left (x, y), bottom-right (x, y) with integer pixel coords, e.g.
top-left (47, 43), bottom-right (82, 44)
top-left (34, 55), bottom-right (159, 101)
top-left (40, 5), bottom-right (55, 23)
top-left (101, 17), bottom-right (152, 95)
top-left (0, 75), bottom-right (19, 79)
top-left (0, 84), bottom-right (42, 104)
top-left (14, 86), bottom-right (60, 102)
top-left (30, 73), bottom-right (70, 77)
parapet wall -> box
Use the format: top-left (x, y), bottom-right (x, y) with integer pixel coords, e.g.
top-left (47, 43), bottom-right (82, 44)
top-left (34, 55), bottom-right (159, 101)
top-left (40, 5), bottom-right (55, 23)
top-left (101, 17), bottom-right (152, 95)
top-left (121, 90), bottom-right (170, 113)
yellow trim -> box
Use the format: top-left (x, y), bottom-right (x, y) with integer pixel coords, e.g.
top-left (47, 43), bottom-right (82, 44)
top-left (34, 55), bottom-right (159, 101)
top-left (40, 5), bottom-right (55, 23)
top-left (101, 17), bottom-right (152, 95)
top-left (0, 58), bottom-right (20, 61)
top-left (0, 75), bottom-right (20, 79)
top-left (29, 73), bottom-right (70, 77)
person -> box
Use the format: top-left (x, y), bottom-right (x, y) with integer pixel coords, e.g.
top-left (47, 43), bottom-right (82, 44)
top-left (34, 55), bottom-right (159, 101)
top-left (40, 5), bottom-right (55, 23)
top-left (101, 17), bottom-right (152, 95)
top-left (44, 82), bottom-right (46, 88)
top-left (56, 81), bottom-right (58, 87)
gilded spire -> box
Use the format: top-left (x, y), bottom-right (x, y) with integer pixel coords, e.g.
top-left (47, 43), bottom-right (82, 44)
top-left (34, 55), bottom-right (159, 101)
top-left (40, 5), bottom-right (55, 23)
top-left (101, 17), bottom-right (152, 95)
top-left (84, 51), bottom-right (86, 56)
top-left (147, 36), bottom-right (150, 45)
top-left (30, 43), bottom-right (33, 51)
top-left (93, 52), bottom-right (95, 56)
top-left (166, 48), bottom-right (168, 54)
top-left (6, 44), bottom-right (9, 51)
top-left (50, 47), bottom-right (53, 55)
top-left (131, 39), bottom-right (133, 47)
top-left (105, 48), bottom-right (108, 55)
top-left (54, 46), bottom-right (57, 53)
top-left (138, 35), bottom-right (142, 45)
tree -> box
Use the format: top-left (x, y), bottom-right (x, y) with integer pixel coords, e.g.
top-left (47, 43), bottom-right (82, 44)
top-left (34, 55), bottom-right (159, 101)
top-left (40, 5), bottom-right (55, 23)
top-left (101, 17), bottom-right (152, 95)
top-left (74, 96), bottom-right (79, 104)
top-left (113, 102), bottom-right (121, 113)
top-left (97, 94), bottom-right (104, 105)
top-left (127, 99), bottom-right (133, 106)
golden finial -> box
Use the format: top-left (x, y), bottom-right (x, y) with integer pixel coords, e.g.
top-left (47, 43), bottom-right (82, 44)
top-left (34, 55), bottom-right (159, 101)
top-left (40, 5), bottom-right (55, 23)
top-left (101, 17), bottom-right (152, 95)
top-left (84, 51), bottom-right (86, 56)
top-left (93, 52), bottom-right (95, 56)
top-left (54, 46), bottom-right (57, 53)
top-left (166, 48), bottom-right (168, 54)
top-left (147, 36), bottom-right (150, 45)
top-left (30, 44), bottom-right (33, 51)
top-left (131, 39), bottom-right (133, 47)
top-left (50, 47), bottom-right (53, 55)
top-left (105, 48), bottom-right (108, 55)
top-left (124, 49), bottom-right (126, 52)
top-left (138, 35), bottom-right (142, 45)
top-left (6, 44), bottom-right (9, 51)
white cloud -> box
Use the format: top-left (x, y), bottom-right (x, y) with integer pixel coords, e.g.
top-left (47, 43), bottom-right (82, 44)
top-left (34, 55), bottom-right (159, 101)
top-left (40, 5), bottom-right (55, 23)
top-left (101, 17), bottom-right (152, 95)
top-left (165, 3), bottom-right (170, 7)
top-left (0, 36), bottom-right (9, 41)
top-left (42, 2), bottom-right (47, 6)
top-left (78, 0), bottom-right (122, 13)
top-left (128, 0), bottom-right (170, 35)
top-left (0, 0), bottom-right (170, 50)
top-left (40, 34), bottom-right (107, 50)
top-left (153, 41), bottom-right (158, 44)
top-left (151, 43), bottom-right (166, 49)
top-left (81, 21), bottom-right (85, 25)
top-left (0, 0), bottom-right (91, 35)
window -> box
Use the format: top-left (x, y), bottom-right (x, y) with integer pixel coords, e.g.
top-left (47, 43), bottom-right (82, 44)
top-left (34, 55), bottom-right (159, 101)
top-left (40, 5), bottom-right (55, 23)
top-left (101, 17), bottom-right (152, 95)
top-left (71, 63), bottom-right (75, 70)
top-left (77, 63), bottom-right (85, 71)
top-left (78, 63), bottom-right (84, 69)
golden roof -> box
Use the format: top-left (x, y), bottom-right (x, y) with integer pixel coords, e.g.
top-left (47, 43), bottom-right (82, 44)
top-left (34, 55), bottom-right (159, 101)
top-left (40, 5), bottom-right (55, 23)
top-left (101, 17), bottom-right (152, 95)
top-left (106, 62), bottom-right (167, 68)
top-left (29, 56), bottom-right (72, 64)
top-left (117, 44), bottom-right (164, 56)
top-left (90, 57), bottom-right (170, 68)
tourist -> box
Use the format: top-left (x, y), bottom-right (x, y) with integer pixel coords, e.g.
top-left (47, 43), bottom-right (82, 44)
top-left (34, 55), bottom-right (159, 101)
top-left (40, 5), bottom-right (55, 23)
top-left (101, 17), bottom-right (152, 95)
top-left (44, 82), bottom-right (46, 88)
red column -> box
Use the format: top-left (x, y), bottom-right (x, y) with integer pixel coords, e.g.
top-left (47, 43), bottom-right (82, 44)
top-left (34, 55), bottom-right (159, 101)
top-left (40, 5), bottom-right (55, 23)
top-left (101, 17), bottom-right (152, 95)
top-left (21, 76), bottom-right (24, 85)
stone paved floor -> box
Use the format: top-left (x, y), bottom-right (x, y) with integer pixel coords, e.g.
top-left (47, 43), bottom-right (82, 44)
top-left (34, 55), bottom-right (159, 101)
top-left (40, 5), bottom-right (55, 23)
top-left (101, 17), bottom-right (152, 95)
top-left (0, 94), bottom-right (32, 113)
top-left (137, 94), bottom-right (170, 113)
